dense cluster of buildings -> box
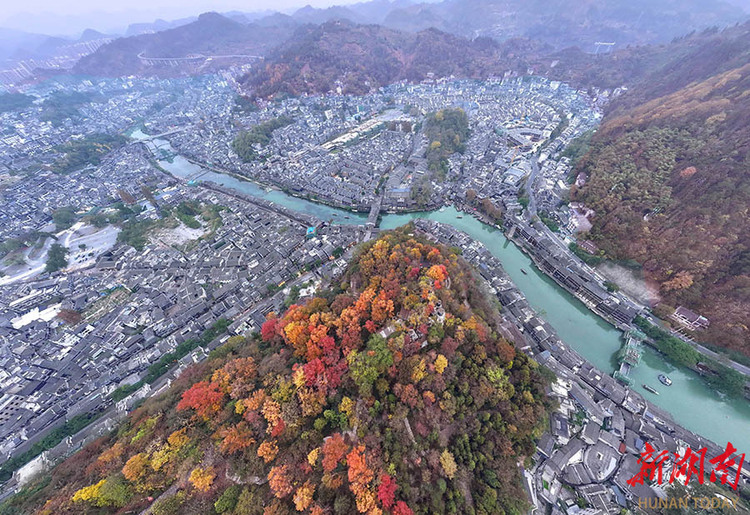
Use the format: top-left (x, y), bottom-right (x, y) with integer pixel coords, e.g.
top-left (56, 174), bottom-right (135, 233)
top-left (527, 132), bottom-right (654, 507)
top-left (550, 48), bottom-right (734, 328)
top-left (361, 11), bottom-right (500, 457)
top-left (0, 76), bottom-right (192, 174)
top-left (2, 69), bottom-right (737, 509)
top-left (506, 217), bottom-right (639, 330)
top-left (142, 77), bottom-right (599, 213)
top-left (0, 178), bottom-right (360, 491)
top-left (0, 145), bottom-right (167, 244)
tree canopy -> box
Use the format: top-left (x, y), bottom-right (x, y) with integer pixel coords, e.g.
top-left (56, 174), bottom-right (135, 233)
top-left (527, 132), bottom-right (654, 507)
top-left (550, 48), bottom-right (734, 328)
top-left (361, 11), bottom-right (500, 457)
top-left (45, 243), bottom-right (68, 273)
top-left (13, 228), bottom-right (551, 515)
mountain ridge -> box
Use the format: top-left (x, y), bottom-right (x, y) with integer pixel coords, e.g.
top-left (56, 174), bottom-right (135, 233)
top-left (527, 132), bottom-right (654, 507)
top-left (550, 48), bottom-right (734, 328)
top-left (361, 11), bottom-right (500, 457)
top-left (241, 20), bottom-right (538, 98)
top-left (72, 12), bottom-right (294, 77)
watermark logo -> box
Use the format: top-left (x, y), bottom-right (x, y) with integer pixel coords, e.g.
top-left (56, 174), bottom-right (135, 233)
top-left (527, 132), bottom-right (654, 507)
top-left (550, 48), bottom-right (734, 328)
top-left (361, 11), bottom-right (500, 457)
top-left (638, 497), bottom-right (738, 510)
top-left (627, 442), bottom-right (745, 490)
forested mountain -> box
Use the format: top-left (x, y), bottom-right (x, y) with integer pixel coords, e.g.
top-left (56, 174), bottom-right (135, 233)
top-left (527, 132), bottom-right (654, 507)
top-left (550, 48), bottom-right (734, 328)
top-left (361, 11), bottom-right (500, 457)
top-left (241, 20), bottom-right (536, 98)
top-left (274, 0), bottom-right (747, 50)
top-left (73, 13), bottom-right (295, 77)
top-left (291, 5), bottom-right (368, 25)
top-left (366, 0), bottom-right (747, 49)
top-left (51, 0), bottom-right (747, 80)
top-left (11, 228), bottom-right (550, 514)
top-left (571, 22), bottom-right (750, 353)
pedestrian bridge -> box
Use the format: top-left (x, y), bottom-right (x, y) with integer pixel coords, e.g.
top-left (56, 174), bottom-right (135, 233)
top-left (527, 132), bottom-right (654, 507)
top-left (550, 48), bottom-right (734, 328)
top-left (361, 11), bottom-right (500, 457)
top-left (613, 330), bottom-right (645, 385)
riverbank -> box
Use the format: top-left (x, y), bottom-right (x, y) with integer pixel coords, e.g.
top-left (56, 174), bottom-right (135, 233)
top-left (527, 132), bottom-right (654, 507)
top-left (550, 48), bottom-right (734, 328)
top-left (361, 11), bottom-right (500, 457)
top-left (437, 205), bottom-right (750, 398)
top-left (181, 156), bottom-right (370, 215)
top-left (503, 214), bottom-right (750, 399)
top-left (186, 154), bottom-right (445, 217)
top-left (134, 127), bottom-right (445, 217)
top-left (138, 136), bottom-right (750, 451)
top-left (381, 208), bottom-right (750, 452)
top-left (505, 220), bottom-right (635, 332)
top-left (201, 182), bottom-right (319, 228)
top-left (413, 218), bottom-right (749, 474)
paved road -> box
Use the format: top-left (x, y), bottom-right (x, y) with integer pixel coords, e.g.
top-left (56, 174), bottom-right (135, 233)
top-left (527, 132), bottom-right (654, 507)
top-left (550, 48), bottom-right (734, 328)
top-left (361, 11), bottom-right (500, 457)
top-left (524, 157), bottom-right (541, 217)
top-left (647, 315), bottom-right (750, 377)
top-left (692, 342), bottom-right (750, 376)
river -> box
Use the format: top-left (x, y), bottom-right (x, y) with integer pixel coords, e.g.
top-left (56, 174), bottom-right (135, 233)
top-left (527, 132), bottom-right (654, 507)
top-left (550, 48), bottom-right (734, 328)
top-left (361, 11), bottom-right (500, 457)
top-left (132, 130), bottom-right (369, 225)
top-left (135, 131), bottom-right (750, 451)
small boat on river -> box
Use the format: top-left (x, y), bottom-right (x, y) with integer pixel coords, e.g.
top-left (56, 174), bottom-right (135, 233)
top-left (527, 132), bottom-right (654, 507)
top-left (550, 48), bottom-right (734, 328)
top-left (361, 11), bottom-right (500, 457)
top-left (658, 374), bottom-right (673, 386)
top-left (520, 268), bottom-right (528, 275)
top-left (643, 384), bottom-right (659, 395)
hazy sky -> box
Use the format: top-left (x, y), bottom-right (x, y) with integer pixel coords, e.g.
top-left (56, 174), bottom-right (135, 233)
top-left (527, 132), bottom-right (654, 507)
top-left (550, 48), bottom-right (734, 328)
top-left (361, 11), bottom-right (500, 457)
top-left (4, 0), bottom-right (750, 36)
top-left (0, 0), bottom-right (355, 35)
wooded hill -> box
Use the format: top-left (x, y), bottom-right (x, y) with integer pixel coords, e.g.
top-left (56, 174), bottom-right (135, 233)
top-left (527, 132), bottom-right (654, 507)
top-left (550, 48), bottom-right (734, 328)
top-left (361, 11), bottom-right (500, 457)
top-left (571, 23), bottom-right (750, 353)
top-left (6, 227), bottom-right (551, 515)
top-left (73, 13), bottom-right (294, 77)
top-left (241, 20), bottom-right (535, 98)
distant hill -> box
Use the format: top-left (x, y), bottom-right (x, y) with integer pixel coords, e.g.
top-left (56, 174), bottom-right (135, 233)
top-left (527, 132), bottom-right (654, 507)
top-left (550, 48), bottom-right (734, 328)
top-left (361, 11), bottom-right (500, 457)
top-left (241, 20), bottom-right (537, 98)
top-left (124, 17), bottom-right (196, 37)
top-left (286, 0), bottom-right (416, 26)
top-left (291, 4), bottom-right (367, 25)
top-left (79, 29), bottom-right (109, 41)
top-left (281, 0), bottom-right (747, 51)
top-left (345, 0), bottom-right (417, 24)
top-left (11, 228), bottom-right (551, 514)
top-left (383, 3), bottom-right (447, 33)
top-left (73, 12), bottom-right (295, 77)
top-left (253, 12), bottom-right (299, 29)
top-left (378, 0), bottom-right (747, 50)
top-left (570, 23), bottom-right (750, 352)
top-left (0, 26), bottom-right (113, 71)
top-left (0, 28), bottom-right (70, 62)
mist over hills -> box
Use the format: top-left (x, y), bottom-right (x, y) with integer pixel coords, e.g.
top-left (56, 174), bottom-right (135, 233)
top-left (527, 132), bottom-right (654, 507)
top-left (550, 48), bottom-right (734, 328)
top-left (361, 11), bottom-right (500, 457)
top-left (5, 0), bottom-right (747, 76)
top-left (0, 28), bottom-right (109, 64)
top-left (377, 0), bottom-right (748, 49)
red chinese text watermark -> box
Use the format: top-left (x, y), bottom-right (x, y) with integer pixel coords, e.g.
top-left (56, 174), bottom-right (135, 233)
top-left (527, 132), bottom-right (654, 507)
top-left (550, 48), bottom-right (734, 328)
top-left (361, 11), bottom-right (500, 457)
top-left (627, 442), bottom-right (745, 490)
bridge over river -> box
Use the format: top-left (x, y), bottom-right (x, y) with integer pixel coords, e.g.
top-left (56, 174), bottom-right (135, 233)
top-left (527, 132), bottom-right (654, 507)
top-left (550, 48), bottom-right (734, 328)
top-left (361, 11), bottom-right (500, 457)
top-left (613, 330), bottom-right (645, 385)
top-left (132, 130), bottom-right (750, 452)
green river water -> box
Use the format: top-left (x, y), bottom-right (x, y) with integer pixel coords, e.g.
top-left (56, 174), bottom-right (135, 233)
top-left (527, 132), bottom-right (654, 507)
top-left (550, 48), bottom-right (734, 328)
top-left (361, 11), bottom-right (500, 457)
top-left (137, 132), bottom-right (750, 451)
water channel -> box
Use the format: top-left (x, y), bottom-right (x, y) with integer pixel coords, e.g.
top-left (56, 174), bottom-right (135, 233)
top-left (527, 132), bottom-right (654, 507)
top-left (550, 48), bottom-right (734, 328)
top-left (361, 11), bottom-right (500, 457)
top-left (134, 131), bottom-right (750, 452)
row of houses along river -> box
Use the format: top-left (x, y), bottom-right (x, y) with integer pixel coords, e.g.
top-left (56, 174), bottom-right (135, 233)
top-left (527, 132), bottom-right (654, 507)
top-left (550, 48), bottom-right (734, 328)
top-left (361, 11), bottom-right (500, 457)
top-left (138, 132), bottom-right (750, 454)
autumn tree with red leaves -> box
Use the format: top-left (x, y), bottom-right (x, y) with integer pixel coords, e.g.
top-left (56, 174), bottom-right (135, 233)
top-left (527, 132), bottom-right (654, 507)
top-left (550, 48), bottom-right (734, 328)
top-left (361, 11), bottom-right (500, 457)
top-left (322, 433), bottom-right (349, 472)
top-left (177, 380), bottom-right (225, 419)
top-left (26, 228), bottom-right (550, 515)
